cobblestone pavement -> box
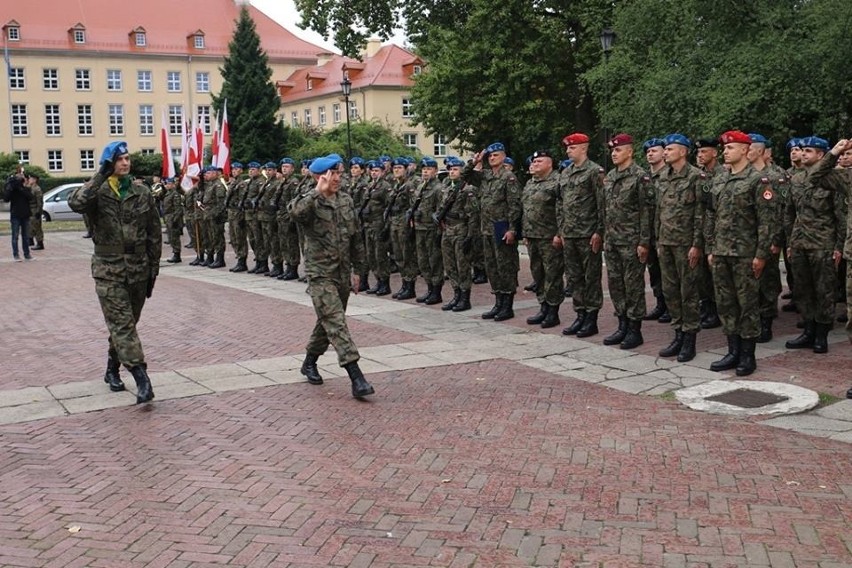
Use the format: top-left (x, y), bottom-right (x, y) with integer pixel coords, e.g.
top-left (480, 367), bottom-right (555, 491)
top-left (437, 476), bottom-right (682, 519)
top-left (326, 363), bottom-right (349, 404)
top-left (0, 231), bottom-right (850, 567)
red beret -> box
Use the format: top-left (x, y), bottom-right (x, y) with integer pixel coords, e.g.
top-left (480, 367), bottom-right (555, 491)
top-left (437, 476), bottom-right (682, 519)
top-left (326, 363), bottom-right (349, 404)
top-left (562, 132), bottom-right (590, 146)
top-left (719, 130), bottom-right (752, 145)
top-left (608, 133), bottom-right (633, 148)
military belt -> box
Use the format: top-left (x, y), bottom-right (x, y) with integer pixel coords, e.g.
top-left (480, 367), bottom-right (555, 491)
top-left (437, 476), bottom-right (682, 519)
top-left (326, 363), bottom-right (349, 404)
top-left (94, 244), bottom-right (145, 255)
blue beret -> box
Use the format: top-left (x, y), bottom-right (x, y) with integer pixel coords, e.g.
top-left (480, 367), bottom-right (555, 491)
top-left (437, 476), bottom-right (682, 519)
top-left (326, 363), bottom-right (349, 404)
top-left (485, 142), bottom-right (505, 153)
top-left (231, 161), bottom-right (243, 169)
top-left (525, 155), bottom-right (533, 167)
top-left (201, 165), bottom-right (216, 174)
top-left (642, 138), bottom-right (665, 151)
top-left (367, 160), bottom-right (382, 170)
top-left (446, 157), bottom-right (465, 168)
top-left (405, 156), bottom-right (415, 164)
top-left (309, 154), bottom-right (343, 175)
top-left (420, 156), bottom-right (438, 168)
top-left (786, 138), bottom-right (803, 150)
top-left (748, 133), bottom-right (768, 145)
top-left (663, 134), bottom-right (691, 148)
top-left (163, 177), bottom-right (176, 183)
top-left (349, 157), bottom-right (365, 166)
top-left (504, 157), bottom-right (514, 165)
top-left (279, 158), bottom-right (295, 166)
top-left (379, 155), bottom-right (392, 163)
top-left (99, 141), bottom-right (129, 165)
top-left (300, 159), bottom-right (313, 167)
top-left (263, 162), bottom-right (277, 169)
top-left (392, 157), bottom-right (408, 167)
top-left (801, 136), bottom-right (829, 151)
top-left (247, 161), bottom-right (261, 169)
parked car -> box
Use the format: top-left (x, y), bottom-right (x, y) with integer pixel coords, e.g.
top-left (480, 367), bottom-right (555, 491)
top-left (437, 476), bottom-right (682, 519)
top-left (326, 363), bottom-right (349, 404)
top-left (41, 183), bottom-right (84, 221)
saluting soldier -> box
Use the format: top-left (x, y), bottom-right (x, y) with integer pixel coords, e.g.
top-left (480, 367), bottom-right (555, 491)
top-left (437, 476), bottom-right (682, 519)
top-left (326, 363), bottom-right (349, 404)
top-left (436, 157), bottom-right (478, 312)
top-left (162, 177), bottom-right (184, 263)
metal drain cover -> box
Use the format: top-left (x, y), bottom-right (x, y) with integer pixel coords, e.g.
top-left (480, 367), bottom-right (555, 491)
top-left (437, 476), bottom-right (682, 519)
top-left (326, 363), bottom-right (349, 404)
top-left (705, 388), bottom-right (789, 408)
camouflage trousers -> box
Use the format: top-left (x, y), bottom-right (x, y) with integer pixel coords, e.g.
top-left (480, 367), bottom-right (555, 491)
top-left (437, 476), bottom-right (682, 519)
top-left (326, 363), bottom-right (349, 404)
top-left (262, 216), bottom-right (280, 264)
top-left (228, 210), bottom-right (248, 260)
top-left (527, 237), bottom-right (564, 306)
top-left (416, 229), bottom-right (444, 287)
top-left (366, 225), bottom-right (390, 280)
top-left (645, 239), bottom-right (663, 300)
top-left (390, 222), bottom-right (417, 282)
top-left (758, 252), bottom-right (782, 319)
top-left (606, 245), bottom-right (647, 321)
top-left (164, 215), bottom-right (182, 256)
top-left (790, 248), bottom-right (836, 325)
top-left (698, 257), bottom-right (715, 303)
top-left (191, 220), bottom-right (207, 257)
top-left (471, 229), bottom-right (485, 271)
top-left (482, 235), bottom-right (519, 294)
top-left (306, 277), bottom-right (360, 366)
top-left (659, 245), bottom-right (701, 332)
top-left (442, 232), bottom-right (473, 291)
top-left (277, 217), bottom-right (300, 268)
top-left (563, 237), bottom-right (603, 313)
top-left (95, 278), bottom-right (148, 368)
top-left (30, 215), bottom-right (43, 242)
top-left (246, 216), bottom-right (267, 261)
top-left (712, 255), bottom-right (760, 339)
top-left (846, 262), bottom-right (851, 342)
top-left (206, 219), bottom-right (225, 255)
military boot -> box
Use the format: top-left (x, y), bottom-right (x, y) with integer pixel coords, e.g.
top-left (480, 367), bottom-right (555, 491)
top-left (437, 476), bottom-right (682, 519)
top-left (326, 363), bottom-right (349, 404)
top-left (452, 289), bottom-right (472, 312)
top-left (208, 251), bottom-right (226, 269)
top-left (267, 262), bottom-right (283, 277)
top-left (645, 297), bottom-right (667, 321)
top-left (200, 251), bottom-right (212, 267)
top-left (128, 365), bottom-right (155, 404)
top-left (562, 310), bottom-right (587, 335)
top-left (247, 259), bottom-right (260, 273)
top-left (482, 294), bottom-right (504, 320)
top-left (255, 259), bottom-right (269, 274)
top-left (396, 280), bottom-right (416, 301)
top-left (700, 301), bottom-right (721, 329)
top-left (358, 274), bottom-right (370, 292)
top-left (735, 338), bottom-right (757, 376)
top-left (540, 304), bottom-right (560, 329)
top-left (32, 240), bottom-right (45, 250)
top-left (523, 281), bottom-right (539, 293)
top-left (472, 268), bottom-right (488, 285)
top-left (710, 335), bottom-right (741, 372)
top-left (375, 279), bottom-right (392, 296)
top-left (526, 303), bottom-right (548, 325)
top-left (756, 317), bottom-right (773, 343)
top-left (677, 331), bottom-right (697, 362)
top-left (659, 330), bottom-right (684, 358)
top-left (424, 282), bottom-right (443, 305)
top-left (620, 320), bottom-right (644, 350)
top-left (231, 257), bottom-right (248, 273)
top-left (344, 361), bottom-right (375, 398)
top-left (300, 353), bottom-right (323, 385)
top-left (812, 322), bottom-right (830, 354)
top-left (576, 310), bottom-right (599, 338)
top-left (603, 316), bottom-right (628, 345)
top-left (785, 320), bottom-right (815, 349)
top-left (282, 265), bottom-right (299, 280)
top-left (189, 254), bottom-right (202, 266)
top-left (493, 293), bottom-right (515, 321)
top-left (103, 351), bottom-right (125, 392)
top-left (366, 278), bottom-right (381, 294)
top-left (417, 283), bottom-right (433, 303)
top-left (166, 252), bottom-right (181, 263)
top-left (442, 288), bottom-right (461, 311)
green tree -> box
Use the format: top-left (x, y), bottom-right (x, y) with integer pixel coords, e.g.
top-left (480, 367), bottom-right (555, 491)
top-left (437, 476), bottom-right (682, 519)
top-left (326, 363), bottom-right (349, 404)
top-left (290, 121), bottom-right (418, 162)
top-left (129, 152), bottom-right (164, 178)
top-left (212, 6), bottom-right (287, 163)
top-left (0, 153), bottom-right (49, 181)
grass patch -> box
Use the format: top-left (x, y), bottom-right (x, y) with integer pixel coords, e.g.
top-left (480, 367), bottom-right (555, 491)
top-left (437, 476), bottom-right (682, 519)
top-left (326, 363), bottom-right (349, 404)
top-left (817, 392), bottom-right (841, 407)
top-left (0, 220), bottom-right (87, 236)
top-left (658, 390), bottom-right (678, 402)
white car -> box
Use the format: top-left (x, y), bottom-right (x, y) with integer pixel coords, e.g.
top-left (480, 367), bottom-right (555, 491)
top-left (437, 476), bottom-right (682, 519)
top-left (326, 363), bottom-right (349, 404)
top-left (41, 183), bottom-right (84, 221)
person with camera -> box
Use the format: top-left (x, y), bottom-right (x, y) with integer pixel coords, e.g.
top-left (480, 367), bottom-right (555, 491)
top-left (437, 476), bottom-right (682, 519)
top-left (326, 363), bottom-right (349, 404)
top-left (69, 141), bottom-right (161, 404)
top-left (2, 169), bottom-right (33, 261)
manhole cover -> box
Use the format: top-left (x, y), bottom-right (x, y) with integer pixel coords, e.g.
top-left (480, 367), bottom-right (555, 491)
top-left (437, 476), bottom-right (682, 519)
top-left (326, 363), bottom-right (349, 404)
top-left (705, 388), bottom-right (789, 408)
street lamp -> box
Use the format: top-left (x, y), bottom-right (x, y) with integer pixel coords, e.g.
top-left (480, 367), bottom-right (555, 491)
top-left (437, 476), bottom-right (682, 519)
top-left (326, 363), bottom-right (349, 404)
top-left (340, 73), bottom-right (353, 162)
top-left (599, 28), bottom-right (616, 171)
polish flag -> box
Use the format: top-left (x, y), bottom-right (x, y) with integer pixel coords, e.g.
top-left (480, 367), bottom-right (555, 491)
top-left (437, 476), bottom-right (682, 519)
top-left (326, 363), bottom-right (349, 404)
top-left (217, 100), bottom-right (231, 177)
top-left (179, 118), bottom-right (194, 190)
top-left (160, 110), bottom-right (175, 179)
top-left (211, 109), bottom-right (220, 169)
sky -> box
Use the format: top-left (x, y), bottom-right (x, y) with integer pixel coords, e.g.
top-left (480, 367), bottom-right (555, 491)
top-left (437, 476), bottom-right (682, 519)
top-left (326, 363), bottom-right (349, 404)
top-left (250, 0), bottom-right (407, 54)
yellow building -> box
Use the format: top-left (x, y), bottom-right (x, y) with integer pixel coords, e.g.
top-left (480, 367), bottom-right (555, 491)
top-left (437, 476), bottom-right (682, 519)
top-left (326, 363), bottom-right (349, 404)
top-left (1, 0), bottom-right (324, 176)
top-left (277, 40), bottom-right (456, 160)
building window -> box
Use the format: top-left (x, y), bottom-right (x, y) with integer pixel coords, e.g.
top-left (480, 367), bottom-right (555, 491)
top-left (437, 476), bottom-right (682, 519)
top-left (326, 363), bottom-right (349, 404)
top-left (107, 69), bottom-right (122, 91)
top-left (80, 149), bottom-right (95, 171)
top-left (9, 68), bottom-right (25, 90)
top-left (11, 105), bottom-right (28, 136)
top-left (43, 68), bottom-right (58, 90)
top-left (135, 32), bottom-right (146, 47)
top-left (197, 105), bottom-right (211, 135)
top-left (7, 26), bottom-right (20, 41)
top-left (171, 148), bottom-right (182, 162)
top-left (75, 69), bottom-right (90, 90)
top-left (137, 70), bottom-right (152, 92)
top-left (413, 65), bottom-right (422, 75)
top-left (304, 109), bottom-right (312, 126)
top-left (77, 104), bottom-right (93, 136)
top-left (73, 29), bottom-right (85, 44)
top-left (168, 105), bottom-right (183, 135)
top-left (402, 98), bottom-right (414, 118)
top-left (333, 103), bottom-right (341, 123)
top-left (108, 104), bottom-right (124, 135)
top-left (403, 133), bottom-right (418, 149)
top-left (306, 78), bottom-right (313, 91)
top-left (291, 111), bottom-right (298, 127)
top-left (167, 71), bottom-right (181, 92)
top-left (15, 150), bottom-right (29, 164)
top-left (194, 35), bottom-right (205, 49)
top-left (348, 100), bottom-right (358, 120)
top-left (140, 148), bottom-right (155, 155)
top-left (433, 134), bottom-right (448, 157)
top-left (195, 71), bottom-right (209, 93)
top-left (318, 106), bottom-right (326, 126)
top-left (139, 105), bottom-right (154, 136)
top-left (45, 105), bottom-right (61, 136)
top-left (47, 150), bottom-right (63, 172)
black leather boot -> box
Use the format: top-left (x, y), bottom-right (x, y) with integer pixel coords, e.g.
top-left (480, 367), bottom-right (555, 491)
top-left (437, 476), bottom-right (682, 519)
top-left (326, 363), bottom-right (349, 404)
top-left (424, 282), bottom-right (443, 305)
top-left (344, 361), bottom-right (375, 398)
top-left (620, 320), bottom-right (644, 350)
top-left (812, 322), bottom-right (830, 354)
top-left (493, 293), bottom-right (515, 321)
top-left (366, 277), bottom-right (381, 294)
top-left (700, 301), bottom-right (721, 329)
top-left (603, 316), bottom-right (628, 345)
top-left (397, 280), bottom-right (416, 301)
top-left (735, 338), bottom-right (757, 376)
top-left (453, 289), bottom-right (472, 312)
top-left (711, 335), bottom-right (741, 372)
top-left (523, 281), bottom-right (539, 292)
top-left (255, 259), bottom-right (269, 274)
top-left (677, 331), bottom-right (697, 362)
top-left (785, 320), bottom-right (815, 349)
top-left (417, 283), bottom-right (433, 303)
top-left (166, 252), bottom-right (181, 263)
top-left (645, 297), bottom-right (667, 321)
top-left (541, 304), bottom-right (560, 329)
top-left (209, 251), bottom-right (226, 269)
top-left (33, 240), bottom-right (45, 250)
top-left (472, 268), bottom-right (488, 285)
top-left (232, 257), bottom-right (248, 273)
top-left (526, 303), bottom-right (548, 325)
top-left (358, 274), bottom-right (370, 292)
top-left (443, 288), bottom-right (461, 311)
top-left (659, 330), bottom-right (684, 358)
top-left (562, 310), bottom-right (586, 335)
top-left (576, 309), bottom-right (599, 338)
top-left (267, 262), bottom-right (283, 277)
top-left (189, 254), bottom-right (202, 266)
top-left (282, 265), bottom-right (299, 280)
top-left (300, 353), bottom-right (323, 385)
top-left (375, 279), bottom-right (392, 297)
top-left (657, 309), bottom-right (672, 324)
top-left (103, 351), bottom-right (125, 392)
top-left (200, 252), bottom-right (212, 267)
top-left (247, 259), bottom-right (260, 273)
top-left (756, 317), bottom-right (773, 343)
top-left (481, 293), bottom-right (503, 319)
top-left (128, 365), bottom-right (155, 404)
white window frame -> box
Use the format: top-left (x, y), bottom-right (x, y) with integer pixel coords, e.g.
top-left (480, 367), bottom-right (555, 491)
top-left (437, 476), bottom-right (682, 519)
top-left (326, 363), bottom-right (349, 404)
top-left (197, 105), bottom-right (212, 135)
top-left (194, 35), bottom-right (205, 49)
top-left (77, 104), bottom-right (93, 136)
top-left (108, 104), bottom-right (125, 136)
top-left (7, 26), bottom-right (20, 41)
top-left (11, 104), bottom-right (28, 136)
top-left (403, 133), bottom-right (418, 149)
top-left (45, 104), bottom-right (61, 136)
top-left (47, 150), bottom-right (64, 172)
top-left (106, 69), bottom-right (122, 91)
top-left (73, 29), bottom-right (85, 44)
top-left (80, 149), bottom-right (95, 171)
top-left (304, 108), bottom-right (312, 126)
top-left (42, 68), bottom-right (59, 90)
top-left (318, 106), bottom-right (326, 126)
top-left (167, 71), bottom-right (181, 92)
top-left (140, 148), bottom-right (155, 155)
top-left (168, 105), bottom-right (183, 135)
top-left (291, 111), bottom-right (298, 127)
top-left (15, 150), bottom-right (30, 164)
top-left (348, 100), bottom-right (358, 120)
top-left (139, 104), bottom-right (154, 136)
top-left (195, 71), bottom-right (209, 93)
top-left (333, 103), bottom-right (341, 124)
top-left (433, 134), bottom-right (448, 157)
top-left (75, 69), bottom-right (90, 91)
top-left (9, 67), bottom-right (25, 90)
top-left (137, 70), bottom-right (152, 92)
top-left (402, 98), bottom-right (414, 118)
top-left (135, 32), bottom-right (146, 47)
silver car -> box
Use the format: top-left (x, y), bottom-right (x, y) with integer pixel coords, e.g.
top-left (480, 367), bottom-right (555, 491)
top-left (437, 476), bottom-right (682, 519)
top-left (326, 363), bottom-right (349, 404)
top-left (41, 183), bottom-right (84, 221)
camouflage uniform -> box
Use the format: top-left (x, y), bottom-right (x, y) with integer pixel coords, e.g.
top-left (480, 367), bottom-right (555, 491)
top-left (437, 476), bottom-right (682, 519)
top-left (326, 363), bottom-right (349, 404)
top-left (226, 176), bottom-right (248, 262)
top-left (162, 185), bottom-right (184, 257)
top-left (28, 183), bottom-right (43, 246)
top-left (184, 184), bottom-right (205, 257)
top-left (203, 177), bottom-right (228, 258)
top-left (413, 177), bottom-right (445, 288)
top-left (387, 177), bottom-right (417, 285)
top-left (697, 163), bottom-right (727, 323)
top-left (844, 170), bottom-right (852, 340)
top-left (68, 172), bottom-right (161, 368)
top-left (258, 177), bottom-right (281, 269)
top-left (657, 163), bottom-right (706, 332)
top-left (754, 164), bottom-right (789, 320)
top-left (274, 175), bottom-right (302, 271)
top-left (439, 178), bottom-right (479, 292)
top-left (242, 175), bottom-right (266, 263)
top-left (289, 189), bottom-right (366, 366)
top-left (602, 162), bottom-right (652, 321)
top-left (521, 169), bottom-right (564, 307)
top-left (360, 178), bottom-right (391, 284)
top-left (645, 168), bottom-right (663, 303)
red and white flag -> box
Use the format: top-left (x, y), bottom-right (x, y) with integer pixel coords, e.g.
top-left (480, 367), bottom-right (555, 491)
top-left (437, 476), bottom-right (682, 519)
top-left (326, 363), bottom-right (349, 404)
top-left (217, 100), bottom-right (231, 177)
top-left (179, 118), bottom-right (194, 190)
top-left (211, 109), bottom-right (220, 169)
top-left (160, 110), bottom-right (176, 179)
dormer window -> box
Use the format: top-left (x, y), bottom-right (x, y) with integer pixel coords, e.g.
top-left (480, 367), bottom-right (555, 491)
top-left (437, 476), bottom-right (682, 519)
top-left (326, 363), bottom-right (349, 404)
top-left (135, 31), bottom-right (146, 47)
top-left (412, 65), bottom-right (422, 75)
top-left (194, 34), bottom-right (205, 49)
top-left (74, 29), bottom-right (85, 44)
top-left (7, 25), bottom-right (20, 41)
top-left (307, 78), bottom-right (313, 91)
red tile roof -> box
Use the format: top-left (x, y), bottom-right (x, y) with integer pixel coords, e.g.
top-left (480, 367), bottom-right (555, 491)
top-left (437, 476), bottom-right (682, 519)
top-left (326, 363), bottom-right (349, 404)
top-left (1, 0), bottom-right (324, 61)
top-left (279, 44), bottom-right (423, 102)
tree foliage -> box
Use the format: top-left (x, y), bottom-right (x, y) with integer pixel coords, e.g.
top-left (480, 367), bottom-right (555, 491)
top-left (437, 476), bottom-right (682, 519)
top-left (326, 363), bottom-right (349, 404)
top-left (0, 153), bottom-right (49, 181)
top-left (128, 152), bottom-right (164, 177)
top-left (289, 121), bottom-right (419, 162)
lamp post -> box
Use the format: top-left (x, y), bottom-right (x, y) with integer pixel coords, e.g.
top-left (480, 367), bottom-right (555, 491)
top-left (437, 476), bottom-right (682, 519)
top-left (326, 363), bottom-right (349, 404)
top-left (599, 27), bottom-right (616, 171)
top-left (340, 73), bottom-right (353, 162)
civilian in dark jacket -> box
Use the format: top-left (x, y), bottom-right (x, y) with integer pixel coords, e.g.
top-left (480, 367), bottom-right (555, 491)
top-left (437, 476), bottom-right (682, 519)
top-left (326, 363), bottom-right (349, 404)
top-left (2, 173), bottom-right (33, 260)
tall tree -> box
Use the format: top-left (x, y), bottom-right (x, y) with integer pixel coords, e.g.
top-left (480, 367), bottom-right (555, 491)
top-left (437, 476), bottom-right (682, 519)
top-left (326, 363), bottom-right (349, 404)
top-left (212, 7), bottom-right (286, 162)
